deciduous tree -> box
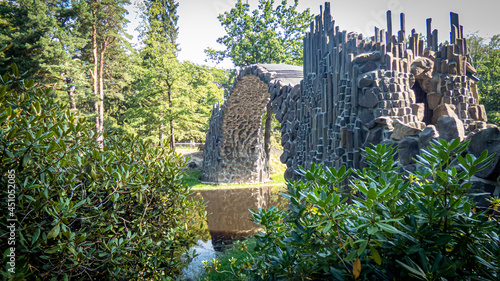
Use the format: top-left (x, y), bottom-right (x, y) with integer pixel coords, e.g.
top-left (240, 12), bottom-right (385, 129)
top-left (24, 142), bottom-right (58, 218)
top-left (468, 34), bottom-right (500, 124)
top-left (205, 0), bottom-right (313, 67)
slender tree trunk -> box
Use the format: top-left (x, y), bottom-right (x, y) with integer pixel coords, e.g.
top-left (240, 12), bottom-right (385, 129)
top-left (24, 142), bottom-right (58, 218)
top-left (66, 77), bottom-right (77, 111)
top-left (159, 85), bottom-right (165, 145)
top-left (264, 101), bottom-right (272, 175)
top-left (169, 119), bottom-right (175, 149)
top-left (167, 85), bottom-right (175, 149)
top-left (159, 113), bottom-right (164, 145)
top-left (91, 13), bottom-right (102, 149)
top-left (98, 48), bottom-right (105, 148)
top-left (66, 77), bottom-right (79, 138)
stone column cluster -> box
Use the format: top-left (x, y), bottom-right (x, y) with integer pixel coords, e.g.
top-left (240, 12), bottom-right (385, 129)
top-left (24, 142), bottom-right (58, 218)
top-left (287, 2), bottom-right (498, 188)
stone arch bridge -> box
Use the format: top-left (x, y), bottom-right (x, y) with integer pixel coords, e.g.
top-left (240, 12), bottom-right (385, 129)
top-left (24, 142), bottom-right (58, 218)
top-left (201, 64), bottom-right (302, 184)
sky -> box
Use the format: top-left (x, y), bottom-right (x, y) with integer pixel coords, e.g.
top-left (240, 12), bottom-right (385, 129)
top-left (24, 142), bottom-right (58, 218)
top-left (125, 0), bottom-right (500, 69)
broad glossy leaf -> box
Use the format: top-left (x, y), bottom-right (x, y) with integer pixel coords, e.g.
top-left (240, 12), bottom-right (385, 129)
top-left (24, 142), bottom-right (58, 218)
top-left (322, 220), bottom-right (333, 234)
top-left (11, 63), bottom-right (18, 77)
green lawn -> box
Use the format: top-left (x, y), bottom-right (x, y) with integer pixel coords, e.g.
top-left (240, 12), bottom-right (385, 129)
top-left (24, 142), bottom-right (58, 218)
top-left (183, 169), bottom-right (286, 191)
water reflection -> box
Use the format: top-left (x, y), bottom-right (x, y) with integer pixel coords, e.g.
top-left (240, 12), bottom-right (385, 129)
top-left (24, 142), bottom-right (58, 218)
top-left (199, 186), bottom-right (286, 251)
top-left (183, 185), bottom-right (286, 279)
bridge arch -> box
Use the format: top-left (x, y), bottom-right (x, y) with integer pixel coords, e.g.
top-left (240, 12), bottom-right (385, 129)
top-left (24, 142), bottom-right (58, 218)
top-left (201, 64), bottom-right (302, 184)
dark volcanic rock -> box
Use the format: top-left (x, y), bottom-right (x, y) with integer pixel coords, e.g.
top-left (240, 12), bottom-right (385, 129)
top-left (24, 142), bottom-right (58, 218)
top-left (468, 127), bottom-right (500, 180)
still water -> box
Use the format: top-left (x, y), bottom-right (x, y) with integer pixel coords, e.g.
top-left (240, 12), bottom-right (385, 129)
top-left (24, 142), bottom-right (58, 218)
top-left (182, 185), bottom-right (287, 280)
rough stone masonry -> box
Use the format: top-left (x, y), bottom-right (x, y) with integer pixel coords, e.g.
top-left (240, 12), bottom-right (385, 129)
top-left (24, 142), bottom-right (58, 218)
top-left (201, 64), bottom-right (302, 184)
top-left (201, 2), bottom-right (500, 204)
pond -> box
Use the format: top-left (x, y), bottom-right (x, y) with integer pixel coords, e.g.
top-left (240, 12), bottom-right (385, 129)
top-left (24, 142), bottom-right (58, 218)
top-left (182, 185), bottom-right (287, 280)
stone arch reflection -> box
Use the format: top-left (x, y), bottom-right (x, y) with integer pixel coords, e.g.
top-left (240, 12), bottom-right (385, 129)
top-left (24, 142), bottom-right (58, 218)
top-left (197, 186), bottom-right (286, 252)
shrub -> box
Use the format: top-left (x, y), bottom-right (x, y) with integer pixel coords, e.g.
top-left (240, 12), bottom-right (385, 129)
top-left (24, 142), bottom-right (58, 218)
top-left (208, 138), bottom-right (500, 280)
top-left (0, 49), bottom-right (205, 280)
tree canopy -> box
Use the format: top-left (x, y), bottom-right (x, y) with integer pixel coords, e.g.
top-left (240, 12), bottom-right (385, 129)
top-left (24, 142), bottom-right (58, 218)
top-left (468, 34), bottom-right (500, 124)
top-left (205, 0), bottom-right (313, 67)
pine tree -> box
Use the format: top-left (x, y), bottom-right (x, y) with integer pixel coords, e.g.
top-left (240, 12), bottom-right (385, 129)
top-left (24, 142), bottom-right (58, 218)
top-left (0, 0), bottom-right (85, 86)
top-left (76, 0), bottom-right (130, 148)
top-left (140, 0), bottom-right (180, 147)
top-left (124, 0), bottom-right (228, 145)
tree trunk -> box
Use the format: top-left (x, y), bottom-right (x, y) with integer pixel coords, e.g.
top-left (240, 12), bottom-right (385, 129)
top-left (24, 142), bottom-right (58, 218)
top-left (98, 48), bottom-right (105, 148)
top-left (169, 119), bottom-right (175, 149)
top-left (264, 101), bottom-right (272, 174)
top-left (91, 13), bottom-right (102, 149)
top-left (167, 85), bottom-right (175, 149)
top-left (159, 113), bottom-right (164, 145)
top-left (66, 77), bottom-right (77, 111)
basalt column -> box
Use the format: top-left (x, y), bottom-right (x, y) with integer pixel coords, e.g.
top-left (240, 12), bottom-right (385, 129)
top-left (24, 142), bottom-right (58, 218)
top-left (286, 3), bottom-right (499, 182)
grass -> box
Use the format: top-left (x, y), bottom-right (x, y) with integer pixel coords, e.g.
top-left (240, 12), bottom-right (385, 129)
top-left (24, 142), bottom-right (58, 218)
top-left (182, 152), bottom-right (287, 190)
top-left (183, 170), bottom-right (286, 191)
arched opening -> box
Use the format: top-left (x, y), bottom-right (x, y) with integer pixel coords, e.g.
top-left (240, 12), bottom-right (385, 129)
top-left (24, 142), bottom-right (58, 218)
top-left (412, 80), bottom-right (433, 125)
top-left (201, 74), bottom-right (271, 184)
top-left (201, 64), bottom-right (302, 184)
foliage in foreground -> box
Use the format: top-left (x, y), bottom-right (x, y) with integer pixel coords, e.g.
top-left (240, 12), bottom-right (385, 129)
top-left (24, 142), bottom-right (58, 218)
top-left (206, 138), bottom-right (500, 280)
top-left (0, 53), bottom-right (206, 280)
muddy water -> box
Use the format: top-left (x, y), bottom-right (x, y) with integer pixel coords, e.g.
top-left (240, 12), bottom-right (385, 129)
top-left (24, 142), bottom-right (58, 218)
top-left (183, 185), bottom-right (287, 279)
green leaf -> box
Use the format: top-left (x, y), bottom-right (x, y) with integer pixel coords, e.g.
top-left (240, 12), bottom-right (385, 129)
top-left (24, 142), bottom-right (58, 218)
top-left (24, 79), bottom-right (35, 89)
top-left (32, 228), bottom-right (41, 245)
top-left (72, 199), bottom-right (87, 209)
top-left (346, 249), bottom-right (357, 261)
top-left (463, 202), bottom-right (471, 214)
top-left (370, 246), bottom-right (382, 265)
top-left (367, 187), bottom-right (377, 200)
top-left (357, 182), bottom-right (368, 194)
top-left (34, 101), bottom-right (41, 114)
top-left (357, 240), bottom-right (368, 255)
top-left (449, 137), bottom-right (460, 151)
top-left (45, 246), bottom-right (59, 254)
top-left (367, 226), bottom-right (378, 235)
top-left (332, 194), bottom-right (340, 206)
top-left (377, 223), bottom-right (400, 234)
top-left (322, 221), bottom-right (333, 234)
top-left (423, 184), bottom-right (433, 197)
top-left (434, 235), bottom-right (452, 246)
top-left (396, 260), bottom-right (425, 277)
top-left (47, 224), bottom-right (60, 239)
top-left (11, 63), bottom-right (18, 77)
top-left (47, 139), bottom-right (58, 154)
top-left (378, 185), bottom-right (392, 197)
